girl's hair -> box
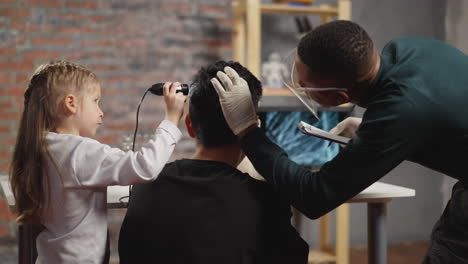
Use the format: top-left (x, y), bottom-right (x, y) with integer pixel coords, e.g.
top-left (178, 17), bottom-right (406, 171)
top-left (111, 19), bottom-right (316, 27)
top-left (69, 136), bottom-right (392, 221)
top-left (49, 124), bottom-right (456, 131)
top-left (9, 60), bottom-right (99, 225)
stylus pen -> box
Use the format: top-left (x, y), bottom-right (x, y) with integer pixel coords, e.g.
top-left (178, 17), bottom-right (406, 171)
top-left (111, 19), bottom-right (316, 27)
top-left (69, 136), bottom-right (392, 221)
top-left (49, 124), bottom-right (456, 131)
top-left (296, 87), bottom-right (347, 92)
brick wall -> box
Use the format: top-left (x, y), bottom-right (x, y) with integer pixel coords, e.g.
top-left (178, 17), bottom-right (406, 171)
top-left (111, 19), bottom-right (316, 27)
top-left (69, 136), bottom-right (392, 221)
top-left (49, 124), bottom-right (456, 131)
top-left (0, 0), bottom-right (232, 262)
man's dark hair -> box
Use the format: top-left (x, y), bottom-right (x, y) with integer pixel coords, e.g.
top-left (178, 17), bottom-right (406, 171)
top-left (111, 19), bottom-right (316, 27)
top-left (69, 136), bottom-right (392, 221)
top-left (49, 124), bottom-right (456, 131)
top-left (189, 61), bottom-right (262, 147)
top-left (298, 20), bottom-right (374, 79)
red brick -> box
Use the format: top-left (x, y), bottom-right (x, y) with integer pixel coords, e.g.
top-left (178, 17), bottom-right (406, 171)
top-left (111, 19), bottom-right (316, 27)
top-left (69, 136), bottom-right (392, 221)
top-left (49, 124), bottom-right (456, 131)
top-left (0, 226), bottom-right (11, 236)
top-left (105, 123), bottom-right (134, 131)
top-left (0, 0), bottom-right (16, 4)
top-left (0, 100), bottom-right (13, 109)
top-left (0, 160), bottom-right (11, 172)
top-left (59, 26), bottom-right (98, 34)
top-left (0, 111), bottom-right (21, 120)
top-left (88, 64), bottom-right (121, 71)
top-left (199, 4), bottom-right (227, 14)
top-left (0, 137), bottom-right (16, 146)
top-left (203, 40), bottom-right (230, 48)
top-left (0, 73), bottom-right (12, 83)
top-left (80, 39), bottom-right (113, 47)
top-left (26, 0), bottom-right (61, 7)
top-left (66, 51), bottom-right (108, 60)
top-left (49, 12), bottom-right (88, 21)
top-left (11, 20), bottom-right (25, 31)
top-left (216, 18), bottom-right (232, 27)
top-left (0, 8), bottom-right (30, 18)
top-left (23, 51), bottom-right (61, 61)
top-left (25, 24), bottom-right (53, 33)
top-left (0, 85), bottom-right (25, 96)
top-left (101, 88), bottom-right (126, 95)
top-left (115, 39), bottom-right (147, 49)
top-left (66, 1), bottom-right (98, 9)
top-left (104, 76), bottom-right (141, 84)
top-left (13, 97), bottom-right (25, 109)
top-left (0, 125), bottom-right (10, 133)
top-left (0, 200), bottom-right (15, 220)
top-left (98, 135), bottom-right (118, 144)
top-left (0, 61), bottom-right (33, 72)
top-left (160, 3), bottom-right (192, 13)
top-left (0, 47), bottom-right (16, 57)
top-left (32, 37), bottom-right (72, 46)
top-left (16, 37), bottom-right (27, 45)
top-left (89, 15), bottom-right (110, 23)
top-left (0, 149), bottom-right (10, 158)
top-left (16, 73), bottom-right (30, 84)
top-left (0, 199), bottom-right (16, 221)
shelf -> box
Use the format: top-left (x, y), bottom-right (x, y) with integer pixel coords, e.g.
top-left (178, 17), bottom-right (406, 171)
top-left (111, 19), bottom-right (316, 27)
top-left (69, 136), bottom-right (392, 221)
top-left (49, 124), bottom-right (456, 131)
top-left (259, 95), bottom-right (353, 112)
top-left (308, 250), bottom-right (336, 263)
top-left (233, 3), bottom-right (352, 263)
top-left (232, 0), bottom-right (352, 79)
top-left (235, 2), bottom-right (338, 16)
top-left (261, 4), bottom-right (338, 16)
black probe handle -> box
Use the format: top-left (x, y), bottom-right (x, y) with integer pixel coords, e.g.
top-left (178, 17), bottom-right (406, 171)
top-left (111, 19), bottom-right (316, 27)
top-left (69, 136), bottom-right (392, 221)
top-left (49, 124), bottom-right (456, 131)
top-left (148, 83), bottom-right (189, 96)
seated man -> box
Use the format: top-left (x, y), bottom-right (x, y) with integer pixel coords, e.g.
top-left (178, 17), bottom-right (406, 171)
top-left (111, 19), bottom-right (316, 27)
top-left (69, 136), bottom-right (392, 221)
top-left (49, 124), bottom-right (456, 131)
top-left (118, 61), bottom-right (308, 264)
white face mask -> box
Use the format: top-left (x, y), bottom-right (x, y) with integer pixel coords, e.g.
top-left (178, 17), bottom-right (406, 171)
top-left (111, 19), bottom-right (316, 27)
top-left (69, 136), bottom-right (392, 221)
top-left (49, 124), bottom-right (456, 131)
top-left (281, 48), bottom-right (347, 120)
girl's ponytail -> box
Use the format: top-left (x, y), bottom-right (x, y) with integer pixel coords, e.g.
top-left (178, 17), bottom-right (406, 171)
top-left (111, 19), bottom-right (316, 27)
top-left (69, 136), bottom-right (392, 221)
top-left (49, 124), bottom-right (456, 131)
top-left (9, 61), bottom-right (97, 225)
top-left (10, 94), bottom-right (50, 224)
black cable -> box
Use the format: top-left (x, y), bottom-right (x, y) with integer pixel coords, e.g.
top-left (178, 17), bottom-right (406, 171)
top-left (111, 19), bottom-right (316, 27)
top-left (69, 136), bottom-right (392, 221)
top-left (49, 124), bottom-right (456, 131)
top-left (132, 89), bottom-right (152, 152)
top-left (118, 84), bottom-right (189, 207)
top-left (120, 88), bottom-right (152, 207)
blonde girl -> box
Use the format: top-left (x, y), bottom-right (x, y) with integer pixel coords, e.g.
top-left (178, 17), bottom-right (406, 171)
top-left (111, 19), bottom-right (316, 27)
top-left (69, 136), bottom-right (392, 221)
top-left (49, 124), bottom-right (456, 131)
top-left (9, 61), bottom-right (186, 263)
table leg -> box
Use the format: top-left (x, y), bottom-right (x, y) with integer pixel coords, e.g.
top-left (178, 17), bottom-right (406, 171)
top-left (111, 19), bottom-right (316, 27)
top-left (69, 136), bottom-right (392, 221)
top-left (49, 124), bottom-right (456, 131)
top-left (367, 202), bottom-right (387, 264)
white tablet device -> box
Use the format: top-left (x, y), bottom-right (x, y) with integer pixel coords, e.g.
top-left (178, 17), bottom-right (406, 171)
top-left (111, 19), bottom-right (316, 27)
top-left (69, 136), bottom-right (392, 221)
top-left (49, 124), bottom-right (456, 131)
top-left (297, 121), bottom-right (350, 145)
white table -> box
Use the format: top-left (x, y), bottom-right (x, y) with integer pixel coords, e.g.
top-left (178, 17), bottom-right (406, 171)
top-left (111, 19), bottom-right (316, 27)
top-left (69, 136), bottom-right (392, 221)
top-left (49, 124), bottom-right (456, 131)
top-left (1, 180), bottom-right (414, 264)
top-left (348, 182), bottom-right (415, 264)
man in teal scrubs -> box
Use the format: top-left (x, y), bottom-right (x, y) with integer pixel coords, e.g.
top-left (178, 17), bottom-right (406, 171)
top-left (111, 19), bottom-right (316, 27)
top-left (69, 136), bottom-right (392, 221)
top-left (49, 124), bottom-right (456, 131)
top-left (211, 21), bottom-right (468, 263)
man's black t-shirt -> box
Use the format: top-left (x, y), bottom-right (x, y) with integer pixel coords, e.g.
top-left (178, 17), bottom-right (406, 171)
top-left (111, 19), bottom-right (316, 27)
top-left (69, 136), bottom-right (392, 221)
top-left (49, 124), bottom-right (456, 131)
top-left (118, 159), bottom-right (308, 264)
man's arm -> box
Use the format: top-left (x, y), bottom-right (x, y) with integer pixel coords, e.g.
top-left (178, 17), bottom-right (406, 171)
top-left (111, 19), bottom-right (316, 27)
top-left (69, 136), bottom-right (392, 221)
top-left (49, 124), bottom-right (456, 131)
top-left (240, 97), bottom-right (420, 219)
top-left (211, 66), bottom-right (422, 219)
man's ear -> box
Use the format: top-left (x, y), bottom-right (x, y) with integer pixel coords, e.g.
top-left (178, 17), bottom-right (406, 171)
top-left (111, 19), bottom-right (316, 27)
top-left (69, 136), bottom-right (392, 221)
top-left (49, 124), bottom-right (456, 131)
top-left (63, 94), bottom-right (79, 115)
top-left (185, 114), bottom-right (196, 138)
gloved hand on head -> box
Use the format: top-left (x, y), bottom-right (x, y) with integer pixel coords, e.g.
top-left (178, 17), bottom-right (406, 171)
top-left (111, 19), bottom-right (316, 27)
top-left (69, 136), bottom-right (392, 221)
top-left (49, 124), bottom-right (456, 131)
top-left (211, 66), bottom-right (257, 135)
top-left (329, 117), bottom-right (362, 139)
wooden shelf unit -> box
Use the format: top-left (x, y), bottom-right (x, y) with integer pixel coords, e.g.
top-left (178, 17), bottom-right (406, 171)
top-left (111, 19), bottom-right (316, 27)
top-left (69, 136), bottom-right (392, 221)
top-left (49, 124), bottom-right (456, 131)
top-left (232, 0), bottom-right (351, 77)
top-left (232, 2), bottom-right (352, 264)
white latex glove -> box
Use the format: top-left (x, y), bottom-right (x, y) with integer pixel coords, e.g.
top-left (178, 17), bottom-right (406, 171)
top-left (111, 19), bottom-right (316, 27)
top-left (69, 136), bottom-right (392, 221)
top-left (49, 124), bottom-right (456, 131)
top-left (329, 117), bottom-right (362, 139)
top-left (237, 156), bottom-right (265, 181)
top-left (211, 66), bottom-right (257, 135)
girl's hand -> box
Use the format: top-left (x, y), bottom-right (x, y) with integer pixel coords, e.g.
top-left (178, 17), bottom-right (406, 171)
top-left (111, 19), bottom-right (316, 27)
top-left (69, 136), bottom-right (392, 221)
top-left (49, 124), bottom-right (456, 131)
top-left (163, 82), bottom-right (187, 126)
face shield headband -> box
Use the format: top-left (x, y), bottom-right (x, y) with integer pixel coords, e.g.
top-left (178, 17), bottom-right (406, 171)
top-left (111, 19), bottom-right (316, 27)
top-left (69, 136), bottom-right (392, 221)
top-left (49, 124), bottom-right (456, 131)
top-left (281, 48), bottom-right (347, 120)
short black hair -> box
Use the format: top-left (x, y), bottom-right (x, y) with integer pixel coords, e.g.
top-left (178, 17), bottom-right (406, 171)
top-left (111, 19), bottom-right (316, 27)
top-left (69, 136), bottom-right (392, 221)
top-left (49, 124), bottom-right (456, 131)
top-left (189, 61), bottom-right (262, 147)
top-left (298, 20), bottom-right (374, 79)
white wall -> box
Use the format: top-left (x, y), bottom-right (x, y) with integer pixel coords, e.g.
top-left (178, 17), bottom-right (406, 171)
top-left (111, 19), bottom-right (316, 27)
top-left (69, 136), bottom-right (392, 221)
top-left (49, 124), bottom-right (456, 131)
top-left (441, 0), bottom-right (468, 209)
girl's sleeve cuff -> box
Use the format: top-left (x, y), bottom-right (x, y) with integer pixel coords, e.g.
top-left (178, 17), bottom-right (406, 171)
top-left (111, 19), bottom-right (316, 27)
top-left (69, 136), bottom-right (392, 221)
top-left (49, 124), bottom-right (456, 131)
top-left (158, 120), bottom-right (183, 143)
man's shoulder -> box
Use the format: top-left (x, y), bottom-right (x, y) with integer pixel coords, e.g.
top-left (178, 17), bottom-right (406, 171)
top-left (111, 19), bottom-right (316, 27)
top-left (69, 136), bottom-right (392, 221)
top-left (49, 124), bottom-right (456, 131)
top-left (141, 159), bottom-right (278, 198)
top-left (385, 37), bottom-right (444, 50)
top-left (159, 159), bottom-right (262, 181)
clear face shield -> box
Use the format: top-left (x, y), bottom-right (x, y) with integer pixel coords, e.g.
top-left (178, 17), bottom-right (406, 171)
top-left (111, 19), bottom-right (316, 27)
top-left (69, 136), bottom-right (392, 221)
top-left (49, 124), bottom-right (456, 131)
top-left (281, 48), bottom-right (347, 120)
